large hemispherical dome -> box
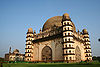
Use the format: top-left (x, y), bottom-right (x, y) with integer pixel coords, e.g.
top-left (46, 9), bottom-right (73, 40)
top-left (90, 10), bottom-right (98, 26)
top-left (42, 14), bottom-right (76, 32)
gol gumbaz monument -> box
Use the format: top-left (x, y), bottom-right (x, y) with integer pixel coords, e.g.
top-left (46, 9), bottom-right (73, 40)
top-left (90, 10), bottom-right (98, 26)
top-left (5, 13), bottom-right (92, 63)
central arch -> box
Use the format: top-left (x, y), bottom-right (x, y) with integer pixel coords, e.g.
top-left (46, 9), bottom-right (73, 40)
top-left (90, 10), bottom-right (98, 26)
top-left (41, 46), bottom-right (52, 62)
top-left (75, 46), bottom-right (81, 62)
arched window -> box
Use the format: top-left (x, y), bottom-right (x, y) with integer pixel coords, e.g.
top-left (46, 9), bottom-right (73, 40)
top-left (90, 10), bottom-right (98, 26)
top-left (69, 50), bottom-right (71, 53)
top-left (68, 33), bottom-right (70, 35)
top-left (69, 57), bottom-right (71, 60)
top-left (65, 45), bottom-right (67, 48)
top-left (66, 51), bottom-right (67, 53)
top-left (64, 22), bottom-right (66, 25)
top-left (68, 38), bottom-right (70, 41)
top-left (28, 46), bottom-right (29, 48)
top-left (65, 39), bottom-right (67, 42)
top-left (64, 28), bottom-right (66, 30)
top-left (86, 54), bottom-right (88, 56)
top-left (66, 57), bottom-right (68, 60)
top-left (68, 27), bottom-right (69, 30)
top-left (65, 33), bottom-right (66, 36)
top-left (28, 50), bottom-right (30, 52)
top-left (69, 44), bottom-right (71, 47)
top-left (67, 22), bottom-right (69, 25)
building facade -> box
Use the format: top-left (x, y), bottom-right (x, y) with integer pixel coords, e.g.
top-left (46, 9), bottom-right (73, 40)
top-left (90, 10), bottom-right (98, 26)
top-left (25, 13), bottom-right (92, 63)
top-left (5, 47), bottom-right (25, 61)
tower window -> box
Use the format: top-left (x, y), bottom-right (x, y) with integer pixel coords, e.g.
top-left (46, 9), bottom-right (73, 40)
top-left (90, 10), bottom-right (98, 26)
top-left (68, 38), bottom-right (70, 41)
top-left (28, 50), bottom-right (30, 52)
top-left (68, 33), bottom-right (70, 35)
top-left (66, 51), bottom-right (67, 53)
top-left (69, 57), bottom-right (71, 60)
top-left (64, 28), bottom-right (66, 30)
top-left (65, 39), bottom-right (67, 42)
top-left (67, 22), bottom-right (69, 25)
top-left (66, 57), bottom-right (68, 60)
top-left (65, 45), bottom-right (67, 48)
top-left (64, 22), bottom-right (66, 25)
top-left (68, 27), bottom-right (69, 30)
top-left (69, 44), bottom-right (71, 47)
top-left (65, 33), bottom-right (66, 36)
top-left (86, 54), bottom-right (88, 56)
top-left (28, 46), bottom-right (29, 48)
top-left (69, 50), bottom-right (71, 53)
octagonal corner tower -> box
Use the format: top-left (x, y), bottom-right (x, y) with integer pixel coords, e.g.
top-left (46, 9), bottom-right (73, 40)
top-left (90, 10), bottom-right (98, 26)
top-left (25, 13), bottom-right (92, 63)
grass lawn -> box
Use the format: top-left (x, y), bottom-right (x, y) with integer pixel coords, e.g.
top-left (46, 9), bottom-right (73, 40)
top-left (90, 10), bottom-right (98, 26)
top-left (2, 63), bottom-right (100, 67)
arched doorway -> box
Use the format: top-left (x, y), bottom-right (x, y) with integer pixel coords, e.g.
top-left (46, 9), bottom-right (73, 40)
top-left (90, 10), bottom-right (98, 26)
top-left (42, 46), bottom-right (52, 62)
top-left (75, 46), bottom-right (81, 62)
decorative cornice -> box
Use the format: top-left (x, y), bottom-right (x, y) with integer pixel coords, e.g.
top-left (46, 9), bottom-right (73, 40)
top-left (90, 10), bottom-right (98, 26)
top-left (32, 33), bottom-right (62, 43)
top-left (63, 47), bottom-right (75, 49)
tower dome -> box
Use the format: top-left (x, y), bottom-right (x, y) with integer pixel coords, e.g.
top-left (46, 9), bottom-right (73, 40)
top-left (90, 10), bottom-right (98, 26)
top-left (28, 28), bottom-right (33, 32)
top-left (82, 29), bottom-right (88, 34)
top-left (13, 49), bottom-right (19, 54)
top-left (63, 13), bottom-right (69, 17)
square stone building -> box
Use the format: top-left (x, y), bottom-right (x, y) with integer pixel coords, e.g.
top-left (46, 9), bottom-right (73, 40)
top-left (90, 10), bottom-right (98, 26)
top-left (25, 13), bottom-right (92, 63)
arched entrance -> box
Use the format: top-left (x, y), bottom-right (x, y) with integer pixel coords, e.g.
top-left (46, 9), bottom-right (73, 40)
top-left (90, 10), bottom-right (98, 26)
top-left (75, 46), bottom-right (81, 62)
top-left (42, 46), bottom-right (52, 62)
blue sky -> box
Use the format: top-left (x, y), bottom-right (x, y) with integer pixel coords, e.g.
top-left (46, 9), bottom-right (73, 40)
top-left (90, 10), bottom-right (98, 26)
top-left (0, 0), bottom-right (100, 57)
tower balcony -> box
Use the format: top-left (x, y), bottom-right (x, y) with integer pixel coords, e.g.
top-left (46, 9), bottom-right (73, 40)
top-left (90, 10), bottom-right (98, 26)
top-left (83, 33), bottom-right (89, 35)
top-left (26, 35), bottom-right (33, 38)
top-left (26, 32), bottom-right (33, 34)
top-left (63, 29), bottom-right (73, 32)
top-left (25, 52), bottom-right (32, 53)
top-left (84, 40), bottom-right (90, 42)
top-left (63, 53), bottom-right (75, 55)
top-left (84, 47), bottom-right (91, 49)
top-left (84, 43), bottom-right (90, 46)
top-left (63, 35), bottom-right (73, 37)
top-left (85, 51), bottom-right (92, 53)
top-left (26, 40), bottom-right (32, 42)
top-left (63, 41), bottom-right (74, 43)
top-left (85, 55), bottom-right (92, 57)
top-left (63, 47), bottom-right (75, 49)
top-left (25, 48), bottom-right (32, 49)
top-left (62, 24), bottom-right (73, 27)
top-left (83, 36), bottom-right (89, 38)
top-left (26, 43), bottom-right (32, 45)
top-left (25, 56), bottom-right (33, 58)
